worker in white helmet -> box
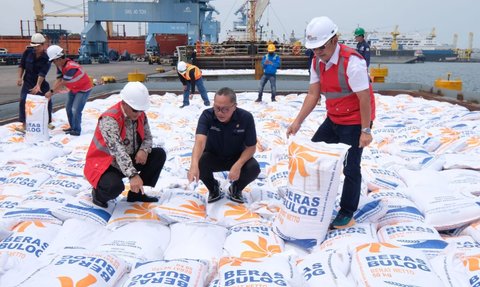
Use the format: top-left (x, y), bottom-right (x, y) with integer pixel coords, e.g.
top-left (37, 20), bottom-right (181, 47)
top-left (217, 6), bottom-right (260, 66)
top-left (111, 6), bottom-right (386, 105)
top-left (16, 33), bottom-right (54, 133)
top-left (286, 17), bottom-right (376, 229)
top-left (46, 44), bottom-right (92, 136)
top-left (176, 61), bottom-right (210, 108)
top-left (84, 82), bottom-right (166, 208)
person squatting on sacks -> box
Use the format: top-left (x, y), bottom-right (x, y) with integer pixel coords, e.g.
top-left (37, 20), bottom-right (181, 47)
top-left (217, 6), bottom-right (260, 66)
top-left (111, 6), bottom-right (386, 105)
top-left (46, 44), bottom-right (93, 136)
top-left (16, 33), bottom-right (54, 133)
top-left (176, 61), bottom-right (210, 108)
top-left (187, 87), bottom-right (260, 204)
top-left (286, 16), bottom-right (376, 229)
top-left (84, 82), bottom-right (166, 208)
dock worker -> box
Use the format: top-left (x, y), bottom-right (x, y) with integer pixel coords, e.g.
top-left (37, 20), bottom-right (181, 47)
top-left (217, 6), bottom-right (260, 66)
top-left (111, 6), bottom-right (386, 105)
top-left (354, 27), bottom-right (370, 67)
top-left (84, 82), bottom-right (166, 208)
top-left (16, 33), bottom-right (53, 133)
top-left (255, 44), bottom-right (281, 102)
top-left (176, 61), bottom-right (210, 108)
top-left (188, 87), bottom-right (260, 204)
top-left (286, 16), bottom-right (375, 229)
top-left (45, 45), bottom-right (92, 136)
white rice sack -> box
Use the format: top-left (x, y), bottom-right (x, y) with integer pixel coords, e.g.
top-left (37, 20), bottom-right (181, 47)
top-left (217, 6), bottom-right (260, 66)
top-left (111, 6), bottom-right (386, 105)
top-left (443, 235), bottom-right (480, 257)
top-left (223, 221), bottom-right (284, 259)
top-left (273, 187), bottom-right (335, 249)
top-left (14, 144), bottom-right (67, 162)
top-left (163, 222), bottom-right (227, 267)
top-left (297, 250), bottom-right (354, 287)
top-left (0, 221), bottom-right (61, 275)
top-left (460, 221), bottom-right (480, 242)
top-left (430, 253), bottom-right (471, 287)
top-left (54, 159), bottom-right (85, 177)
top-left (39, 174), bottom-right (91, 196)
top-left (362, 166), bottom-right (407, 190)
top-left (353, 196), bottom-right (386, 224)
top-left (0, 170), bottom-right (51, 195)
top-left (0, 162), bottom-right (30, 184)
top-left (462, 255), bottom-right (480, 287)
top-left (244, 186), bottom-right (282, 220)
top-left (45, 218), bottom-right (112, 257)
top-left (30, 162), bottom-right (60, 176)
top-left (377, 222), bottom-right (448, 258)
top-left (2, 206), bottom-right (63, 226)
top-left (16, 250), bottom-right (128, 287)
top-left (52, 196), bottom-right (115, 226)
top-left (207, 197), bottom-right (263, 227)
top-left (401, 185), bottom-right (480, 231)
top-left (254, 151), bottom-right (273, 179)
top-left (368, 189), bottom-right (425, 227)
top-left (350, 242), bottom-right (444, 287)
top-left (286, 138), bottom-right (348, 193)
top-left (155, 188), bottom-right (206, 224)
top-left (316, 223), bottom-right (378, 253)
top-left (124, 259), bottom-right (209, 287)
top-left (444, 152), bottom-right (480, 170)
top-left (266, 160), bottom-right (289, 190)
top-left (107, 201), bottom-right (165, 230)
top-left (19, 190), bottom-right (73, 209)
top-left (96, 222), bottom-right (170, 266)
top-left (217, 255), bottom-right (301, 287)
top-left (0, 194), bottom-right (23, 215)
top-left (25, 94), bottom-right (49, 142)
top-left (440, 168), bottom-right (480, 196)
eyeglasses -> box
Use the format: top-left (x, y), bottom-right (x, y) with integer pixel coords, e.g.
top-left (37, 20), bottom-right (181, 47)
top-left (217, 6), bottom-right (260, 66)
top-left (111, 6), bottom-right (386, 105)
top-left (130, 107), bottom-right (140, 113)
top-left (314, 38), bottom-right (333, 50)
top-left (213, 104), bottom-right (236, 113)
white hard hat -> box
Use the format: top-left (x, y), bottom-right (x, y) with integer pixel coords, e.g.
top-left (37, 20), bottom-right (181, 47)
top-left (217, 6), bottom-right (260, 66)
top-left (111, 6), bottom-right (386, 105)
top-left (46, 45), bottom-right (64, 61)
top-left (30, 33), bottom-right (46, 47)
top-left (305, 16), bottom-right (338, 49)
top-left (177, 61), bottom-right (187, 73)
top-left (120, 82), bottom-right (150, 111)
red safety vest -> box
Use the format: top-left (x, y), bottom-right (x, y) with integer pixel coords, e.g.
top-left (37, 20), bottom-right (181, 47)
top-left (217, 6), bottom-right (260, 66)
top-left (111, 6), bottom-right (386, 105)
top-left (84, 102), bottom-right (145, 188)
top-left (313, 44), bottom-right (376, 125)
top-left (62, 59), bottom-right (92, 93)
top-left (180, 63), bottom-right (202, 80)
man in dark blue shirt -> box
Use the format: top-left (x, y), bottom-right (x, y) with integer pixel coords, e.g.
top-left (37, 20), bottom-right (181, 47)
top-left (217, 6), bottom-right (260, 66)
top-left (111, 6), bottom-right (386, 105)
top-left (188, 87), bottom-right (260, 204)
top-left (354, 27), bottom-right (370, 67)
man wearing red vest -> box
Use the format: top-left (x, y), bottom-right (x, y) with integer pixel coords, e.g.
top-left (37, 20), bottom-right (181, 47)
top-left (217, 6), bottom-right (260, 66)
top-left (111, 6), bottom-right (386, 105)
top-left (176, 61), bottom-right (210, 108)
top-left (84, 82), bottom-right (166, 208)
top-left (46, 45), bottom-right (92, 136)
top-left (286, 17), bottom-right (375, 229)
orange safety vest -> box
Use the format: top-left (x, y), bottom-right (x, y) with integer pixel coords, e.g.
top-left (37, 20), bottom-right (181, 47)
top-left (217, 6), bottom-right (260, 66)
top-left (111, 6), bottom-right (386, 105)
top-left (83, 102), bottom-right (145, 188)
top-left (62, 59), bottom-right (92, 93)
top-left (313, 44), bottom-right (376, 125)
top-left (180, 63), bottom-right (202, 81)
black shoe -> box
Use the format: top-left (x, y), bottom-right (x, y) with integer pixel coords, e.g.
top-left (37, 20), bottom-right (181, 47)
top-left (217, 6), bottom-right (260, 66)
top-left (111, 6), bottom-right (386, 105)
top-left (63, 128), bottom-right (73, 132)
top-left (204, 101), bottom-right (210, 106)
top-left (91, 188), bottom-right (108, 208)
top-left (254, 98), bottom-right (262, 102)
top-left (179, 104), bottom-right (189, 108)
top-left (127, 191), bottom-right (159, 203)
top-left (208, 181), bottom-right (222, 203)
top-left (66, 130), bottom-right (80, 136)
top-left (271, 97), bottom-right (276, 102)
top-left (228, 184), bottom-right (244, 204)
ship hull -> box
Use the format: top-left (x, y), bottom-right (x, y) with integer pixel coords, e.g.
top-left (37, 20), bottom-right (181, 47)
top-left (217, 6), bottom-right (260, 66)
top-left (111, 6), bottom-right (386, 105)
top-left (370, 49), bottom-right (420, 64)
top-left (421, 49), bottom-right (457, 62)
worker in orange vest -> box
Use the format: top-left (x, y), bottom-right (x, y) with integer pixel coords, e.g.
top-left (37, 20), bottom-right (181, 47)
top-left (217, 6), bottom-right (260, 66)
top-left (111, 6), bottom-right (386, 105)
top-left (176, 61), bottom-right (210, 108)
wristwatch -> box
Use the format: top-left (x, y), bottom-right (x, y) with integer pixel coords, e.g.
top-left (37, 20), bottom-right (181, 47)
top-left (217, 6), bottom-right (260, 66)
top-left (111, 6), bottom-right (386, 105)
top-left (361, 128), bottom-right (372, 135)
top-left (128, 172), bottom-right (138, 179)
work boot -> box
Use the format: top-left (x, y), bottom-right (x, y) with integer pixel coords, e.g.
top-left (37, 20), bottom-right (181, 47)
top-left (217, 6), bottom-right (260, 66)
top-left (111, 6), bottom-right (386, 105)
top-left (62, 127), bottom-right (72, 132)
top-left (271, 97), bottom-right (276, 102)
top-left (91, 188), bottom-right (108, 208)
top-left (254, 97), bottom-right (262, 102)
top-left (208, 181), bottom-right (222, 203)
top-left (329, 213), bottom-right (355, 229)
top-left (179, 104), bottom-right (189, 108)
top-left (127, 191), bottom-right (159, 203)
top-left (228, 183), bottom-right (244, 204)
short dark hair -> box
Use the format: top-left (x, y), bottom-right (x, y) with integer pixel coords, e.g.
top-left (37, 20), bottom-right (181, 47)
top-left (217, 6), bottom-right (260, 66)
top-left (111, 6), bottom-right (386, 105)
top-left (215, 87), bottom-right (236, 104)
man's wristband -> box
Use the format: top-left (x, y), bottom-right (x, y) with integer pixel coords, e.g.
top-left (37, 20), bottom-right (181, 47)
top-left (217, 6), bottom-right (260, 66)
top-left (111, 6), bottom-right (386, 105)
top-left (361, 128), bottom-right (372, 135)
top-left (128, 172), bottom-right (138, 179)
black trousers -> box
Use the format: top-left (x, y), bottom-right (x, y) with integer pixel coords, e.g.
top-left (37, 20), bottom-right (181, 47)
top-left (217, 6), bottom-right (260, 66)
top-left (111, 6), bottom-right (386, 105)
top-left (95, 147), bottom-right (166, 202)
top-left (198, 152), bottom-right (260, 193)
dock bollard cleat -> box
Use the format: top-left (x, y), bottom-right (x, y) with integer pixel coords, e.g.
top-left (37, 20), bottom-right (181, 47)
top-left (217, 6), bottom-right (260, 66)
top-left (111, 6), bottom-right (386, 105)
top-left (329, 213), bottom-right (355, 229)
top-left (127, 191), bottom-right (159, 203)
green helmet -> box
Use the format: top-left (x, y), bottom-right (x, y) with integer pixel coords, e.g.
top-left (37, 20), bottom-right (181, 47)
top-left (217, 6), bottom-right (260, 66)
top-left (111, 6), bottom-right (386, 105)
top-left (354, 27), bottom-right (365, 37)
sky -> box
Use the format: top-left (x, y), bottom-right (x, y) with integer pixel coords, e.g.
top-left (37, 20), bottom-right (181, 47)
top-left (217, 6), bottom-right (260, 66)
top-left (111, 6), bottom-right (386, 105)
top-left (1, 0), bottom-right (478, 49)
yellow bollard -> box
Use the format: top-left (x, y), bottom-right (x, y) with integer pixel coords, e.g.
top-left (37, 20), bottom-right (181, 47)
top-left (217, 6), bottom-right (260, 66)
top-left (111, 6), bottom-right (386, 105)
top-left (128, 69), bottom-right (147, 82)
top-left (434, 73), bottom-right (462, 91)
top-left (369, 65), bottom-right (388, 83)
